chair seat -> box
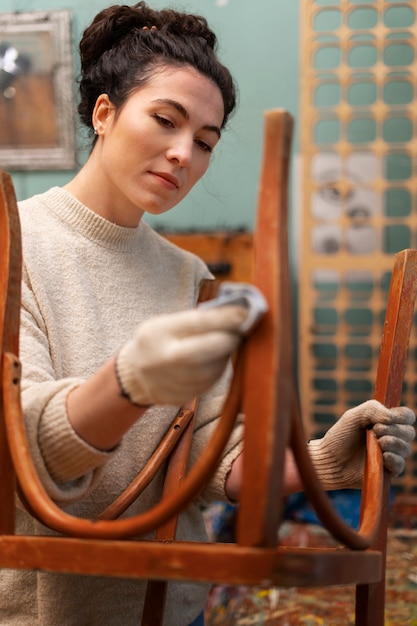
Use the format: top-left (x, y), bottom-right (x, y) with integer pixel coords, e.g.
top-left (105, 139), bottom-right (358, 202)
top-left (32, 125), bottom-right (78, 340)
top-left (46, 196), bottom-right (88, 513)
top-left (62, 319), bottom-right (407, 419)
top-left (0, 536), bottom-right (382, 587)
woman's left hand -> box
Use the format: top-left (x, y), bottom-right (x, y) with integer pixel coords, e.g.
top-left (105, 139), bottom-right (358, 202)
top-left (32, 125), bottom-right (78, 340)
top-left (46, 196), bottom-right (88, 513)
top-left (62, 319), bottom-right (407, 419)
top-left (307, 400), bottom-right (416, 490)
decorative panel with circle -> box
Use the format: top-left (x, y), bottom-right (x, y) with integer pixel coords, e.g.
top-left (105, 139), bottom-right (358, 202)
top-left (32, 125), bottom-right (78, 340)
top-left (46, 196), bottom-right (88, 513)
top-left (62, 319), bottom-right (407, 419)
top-left (301, 0), bottom-right (417, 494)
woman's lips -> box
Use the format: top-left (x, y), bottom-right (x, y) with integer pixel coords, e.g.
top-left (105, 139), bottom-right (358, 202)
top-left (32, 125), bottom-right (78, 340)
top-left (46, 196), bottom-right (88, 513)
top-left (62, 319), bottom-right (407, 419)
top-left (150, 171), bottom-right (179, 190)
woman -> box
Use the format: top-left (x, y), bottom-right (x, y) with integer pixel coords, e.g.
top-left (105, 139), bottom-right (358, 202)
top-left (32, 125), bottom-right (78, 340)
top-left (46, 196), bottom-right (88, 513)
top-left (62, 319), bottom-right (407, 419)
top-left (6, 3), bottom-right (415, 625)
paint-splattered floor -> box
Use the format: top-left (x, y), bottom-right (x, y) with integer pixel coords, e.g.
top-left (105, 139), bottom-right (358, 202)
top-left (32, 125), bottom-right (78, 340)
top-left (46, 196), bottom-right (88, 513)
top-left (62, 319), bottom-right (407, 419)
top-left (203, 498), bottom-right (417, 625)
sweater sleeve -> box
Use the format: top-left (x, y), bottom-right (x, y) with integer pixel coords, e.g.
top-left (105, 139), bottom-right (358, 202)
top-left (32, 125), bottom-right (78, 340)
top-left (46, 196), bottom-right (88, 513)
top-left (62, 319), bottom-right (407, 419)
top-left (20, 280), bottom-right (116, 505)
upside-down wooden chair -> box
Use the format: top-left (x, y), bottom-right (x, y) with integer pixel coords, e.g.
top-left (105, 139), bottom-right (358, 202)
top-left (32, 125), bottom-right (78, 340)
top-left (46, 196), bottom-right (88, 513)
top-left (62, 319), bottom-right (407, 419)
top-left (1, 110), bottom-right (417, 626)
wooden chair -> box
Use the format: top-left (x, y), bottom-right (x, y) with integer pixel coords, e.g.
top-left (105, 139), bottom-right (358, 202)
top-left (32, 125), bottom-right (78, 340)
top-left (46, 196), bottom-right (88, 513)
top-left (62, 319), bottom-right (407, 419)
top-left (1, 110), bottom-right (417, 626)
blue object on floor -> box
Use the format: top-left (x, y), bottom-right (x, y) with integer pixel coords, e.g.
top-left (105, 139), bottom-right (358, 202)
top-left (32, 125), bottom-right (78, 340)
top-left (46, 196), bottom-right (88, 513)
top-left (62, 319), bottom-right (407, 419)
top-left (188, 611), bottom-right (205, 626)
top-left (283, 488), bottom-right (394, 528)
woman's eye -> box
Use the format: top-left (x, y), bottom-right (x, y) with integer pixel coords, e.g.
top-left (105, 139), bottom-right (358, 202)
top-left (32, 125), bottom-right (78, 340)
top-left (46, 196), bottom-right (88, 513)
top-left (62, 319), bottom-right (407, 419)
top-left (153, 114), bottom-right (174, 128)
top-left (195, 139), bottom-right (213, 153)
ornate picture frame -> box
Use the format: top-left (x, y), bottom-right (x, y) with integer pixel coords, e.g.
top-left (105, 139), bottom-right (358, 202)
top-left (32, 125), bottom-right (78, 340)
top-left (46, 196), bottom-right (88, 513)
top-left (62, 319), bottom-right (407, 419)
top-left (0, 10), bottom-right (76, 171)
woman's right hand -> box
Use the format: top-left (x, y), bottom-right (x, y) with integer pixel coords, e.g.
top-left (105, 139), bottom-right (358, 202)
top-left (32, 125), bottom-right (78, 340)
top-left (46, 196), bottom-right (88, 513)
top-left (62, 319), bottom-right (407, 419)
top-left (116, 305), bottom-right (248, 407)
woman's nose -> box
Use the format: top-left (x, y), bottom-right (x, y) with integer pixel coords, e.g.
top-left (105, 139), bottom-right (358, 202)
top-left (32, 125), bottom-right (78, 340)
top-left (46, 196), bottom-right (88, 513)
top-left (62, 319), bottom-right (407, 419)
top-left (166, 137), bottom-right (193, 167)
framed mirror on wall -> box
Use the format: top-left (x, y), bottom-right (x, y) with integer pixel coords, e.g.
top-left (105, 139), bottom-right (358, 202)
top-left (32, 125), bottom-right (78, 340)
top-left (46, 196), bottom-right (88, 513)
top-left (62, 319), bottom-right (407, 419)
top-left (0, 10), bottom-right (76, 171)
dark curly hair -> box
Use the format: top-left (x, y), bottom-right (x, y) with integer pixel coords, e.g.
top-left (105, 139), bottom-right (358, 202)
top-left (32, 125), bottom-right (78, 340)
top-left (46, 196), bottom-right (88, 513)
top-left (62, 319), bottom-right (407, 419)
top-left (78, 2), bottom-right (237, 136)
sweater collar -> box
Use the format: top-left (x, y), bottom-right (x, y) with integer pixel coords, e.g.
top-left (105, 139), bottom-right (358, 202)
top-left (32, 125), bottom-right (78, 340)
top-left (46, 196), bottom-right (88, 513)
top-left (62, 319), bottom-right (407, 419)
top-left (45, 187), bottom-right (144, 252)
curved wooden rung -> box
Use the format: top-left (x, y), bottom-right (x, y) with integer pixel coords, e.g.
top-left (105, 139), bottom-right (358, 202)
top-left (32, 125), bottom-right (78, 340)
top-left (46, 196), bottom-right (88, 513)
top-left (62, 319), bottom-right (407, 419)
top-left (0, 169), bottom-right (21, 356)
top-left (373, 248), bottom-right (417, 407)
top-left (98, 403), bottom-right (196, 520)
top-left (3, 352), bottom-right (243, 539)
top-left (0, 169), bottom-right (22, 536)
top-left (291, 248), bottom-right (417, 550)
top-left (290, 396), bottom-right (383, 550)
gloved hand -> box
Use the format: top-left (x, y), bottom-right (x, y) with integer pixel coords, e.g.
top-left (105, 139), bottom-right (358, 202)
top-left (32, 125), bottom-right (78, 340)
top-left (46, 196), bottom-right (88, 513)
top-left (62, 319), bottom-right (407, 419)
top-left (116, 305), bottom-right (248, 406)
top-left (307, 399), bottom-right (416, 490)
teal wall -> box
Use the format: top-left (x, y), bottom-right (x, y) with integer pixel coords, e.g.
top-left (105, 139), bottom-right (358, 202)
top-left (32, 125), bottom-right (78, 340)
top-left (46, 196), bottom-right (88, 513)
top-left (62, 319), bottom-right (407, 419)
top-left (1, 0), bottom-right (300, 232)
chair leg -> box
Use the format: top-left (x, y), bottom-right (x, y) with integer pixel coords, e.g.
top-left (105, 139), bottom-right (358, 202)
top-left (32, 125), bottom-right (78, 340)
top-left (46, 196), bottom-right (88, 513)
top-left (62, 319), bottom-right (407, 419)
top-left (355, 477), bottom-right (390, 626)
top-left (355, 581), bottom-right (385, 626)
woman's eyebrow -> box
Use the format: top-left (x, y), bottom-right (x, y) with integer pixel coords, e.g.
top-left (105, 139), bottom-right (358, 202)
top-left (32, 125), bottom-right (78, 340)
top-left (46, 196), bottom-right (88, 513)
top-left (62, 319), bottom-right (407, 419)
top-left (153, 98), bottom-right (221, 138)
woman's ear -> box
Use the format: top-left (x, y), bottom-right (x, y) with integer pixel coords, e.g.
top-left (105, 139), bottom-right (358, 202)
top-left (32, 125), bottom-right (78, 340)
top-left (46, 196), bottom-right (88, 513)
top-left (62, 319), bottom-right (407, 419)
top-left (92, 94), bottom-right (113, 136)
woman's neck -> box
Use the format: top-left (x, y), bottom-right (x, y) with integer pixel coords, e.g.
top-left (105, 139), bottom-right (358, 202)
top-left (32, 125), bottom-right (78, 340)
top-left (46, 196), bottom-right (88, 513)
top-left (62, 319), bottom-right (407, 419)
top-left (64, 159), bottom-right (144, 228)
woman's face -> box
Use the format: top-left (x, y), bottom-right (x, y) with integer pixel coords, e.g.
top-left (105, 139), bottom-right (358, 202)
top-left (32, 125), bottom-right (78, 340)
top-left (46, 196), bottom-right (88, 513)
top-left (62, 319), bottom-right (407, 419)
top-left (91, 66), bottom-right (225, 226)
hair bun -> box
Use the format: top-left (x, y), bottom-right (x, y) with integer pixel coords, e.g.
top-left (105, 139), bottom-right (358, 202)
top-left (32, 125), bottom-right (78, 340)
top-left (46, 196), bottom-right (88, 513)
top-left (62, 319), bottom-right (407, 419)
top-left (80, 2), bottom-right (218, 72)
top-left (156, 12), bottom-right (217, 50)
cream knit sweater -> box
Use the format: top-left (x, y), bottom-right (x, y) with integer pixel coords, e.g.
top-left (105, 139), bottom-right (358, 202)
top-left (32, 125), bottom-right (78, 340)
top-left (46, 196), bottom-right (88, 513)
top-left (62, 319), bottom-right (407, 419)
top-left (0, 187), bottom-right (243, 626)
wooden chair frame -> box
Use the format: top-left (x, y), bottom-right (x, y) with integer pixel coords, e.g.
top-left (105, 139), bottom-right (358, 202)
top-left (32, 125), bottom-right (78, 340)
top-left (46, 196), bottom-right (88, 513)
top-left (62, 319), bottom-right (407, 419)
top-left (1, 111), bottom-right (417, 626)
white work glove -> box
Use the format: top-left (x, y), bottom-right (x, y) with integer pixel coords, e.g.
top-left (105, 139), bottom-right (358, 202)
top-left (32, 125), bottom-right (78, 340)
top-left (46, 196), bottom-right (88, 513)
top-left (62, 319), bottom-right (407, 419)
top-left (308, 399), bottom-right (416, 490)
top-left (116, 305), bottom-right (248, 407)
